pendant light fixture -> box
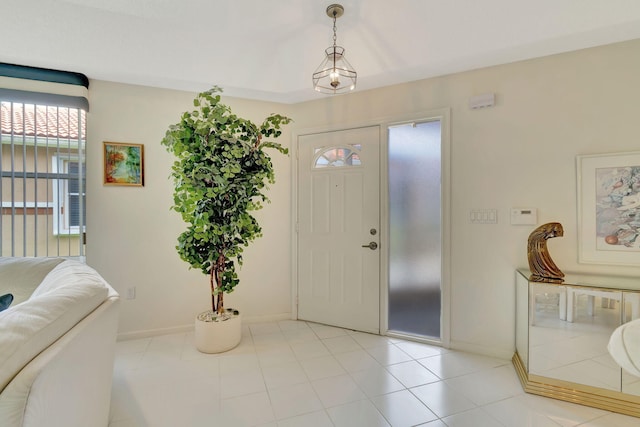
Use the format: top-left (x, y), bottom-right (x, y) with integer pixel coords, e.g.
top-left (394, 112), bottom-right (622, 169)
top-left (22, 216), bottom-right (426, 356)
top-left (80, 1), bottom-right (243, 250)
top-left (312, 4), bottom-right (357, 94)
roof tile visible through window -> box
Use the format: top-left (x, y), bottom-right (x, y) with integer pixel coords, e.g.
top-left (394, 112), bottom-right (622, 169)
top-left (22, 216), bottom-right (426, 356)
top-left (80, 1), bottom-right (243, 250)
top-left (0, 102), bottom-right (85, 139)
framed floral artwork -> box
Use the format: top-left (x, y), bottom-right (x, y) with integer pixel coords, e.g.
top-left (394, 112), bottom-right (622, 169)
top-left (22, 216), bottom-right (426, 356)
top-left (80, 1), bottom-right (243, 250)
top-left (577, 151), bottom-right (640, 265)
top-left (104, 142), bottom-right (144, 186)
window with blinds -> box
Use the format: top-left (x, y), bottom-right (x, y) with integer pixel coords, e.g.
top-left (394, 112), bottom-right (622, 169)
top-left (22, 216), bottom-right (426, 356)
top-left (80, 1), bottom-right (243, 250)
top-left (0, 62), bottom-right (89, 260)
top-left (0, 90), bottom-right (87, 259)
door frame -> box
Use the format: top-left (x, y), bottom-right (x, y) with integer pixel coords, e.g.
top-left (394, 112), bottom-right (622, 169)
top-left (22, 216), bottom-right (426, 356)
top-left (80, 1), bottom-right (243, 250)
top-left (291, 109), bottom-right (451, 348)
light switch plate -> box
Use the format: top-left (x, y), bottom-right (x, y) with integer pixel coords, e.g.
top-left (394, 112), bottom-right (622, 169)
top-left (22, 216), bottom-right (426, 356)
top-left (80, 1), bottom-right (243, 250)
top-left (470, 209), bottom-right (498, 224)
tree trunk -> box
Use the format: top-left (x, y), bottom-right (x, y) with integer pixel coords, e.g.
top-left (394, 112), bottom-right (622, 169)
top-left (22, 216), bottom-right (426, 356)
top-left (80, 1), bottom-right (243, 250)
top-left (214, 252), bottom-right (226, 315)
top-left (209, 267), bottom-right (216, 313)
top-left (217, 291), bottom-right (224, 315)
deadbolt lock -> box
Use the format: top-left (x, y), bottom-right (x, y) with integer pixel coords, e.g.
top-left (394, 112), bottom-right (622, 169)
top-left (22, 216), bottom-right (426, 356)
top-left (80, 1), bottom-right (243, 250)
top-left (370, 228), bottom-right (377, 235)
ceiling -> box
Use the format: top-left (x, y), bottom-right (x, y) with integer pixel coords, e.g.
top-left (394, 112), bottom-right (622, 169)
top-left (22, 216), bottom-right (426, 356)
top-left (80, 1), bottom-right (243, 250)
top-left (3, 0), bottom-right (640, 104)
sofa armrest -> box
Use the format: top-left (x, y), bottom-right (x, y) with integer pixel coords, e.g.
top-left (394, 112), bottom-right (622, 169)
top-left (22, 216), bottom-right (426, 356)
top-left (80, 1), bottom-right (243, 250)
top-left (0, 295), bottom-right (120, 427)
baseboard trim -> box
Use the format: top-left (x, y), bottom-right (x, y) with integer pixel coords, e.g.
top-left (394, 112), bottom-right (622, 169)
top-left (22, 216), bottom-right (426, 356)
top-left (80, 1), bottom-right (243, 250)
top-left (242, 312), bottom-right (292, 324)
top-left (117, 324), bottom-right (193, 341)
top-left (116, 313), bottom-right (294, 341)
top-left (449, 339), bottom-right (514, 360)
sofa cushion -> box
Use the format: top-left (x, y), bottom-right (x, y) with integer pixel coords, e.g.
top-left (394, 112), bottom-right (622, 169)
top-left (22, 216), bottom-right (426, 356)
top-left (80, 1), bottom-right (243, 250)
top-left (0, 275), bottom-right (108, 392)
top-left (33, 260), bottom-right (109, 297)
top-left (0, 257), bottom-right (65, 305)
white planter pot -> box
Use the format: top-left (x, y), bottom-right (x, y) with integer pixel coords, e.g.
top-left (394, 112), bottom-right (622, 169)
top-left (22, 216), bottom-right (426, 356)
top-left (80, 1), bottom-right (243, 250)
top-left (194, 310), bottom-right (242, 354)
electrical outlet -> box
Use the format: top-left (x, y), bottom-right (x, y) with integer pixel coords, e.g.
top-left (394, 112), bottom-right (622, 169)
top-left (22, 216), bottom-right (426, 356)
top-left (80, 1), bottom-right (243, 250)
top-left (126, 287), bottom-right (136, 300)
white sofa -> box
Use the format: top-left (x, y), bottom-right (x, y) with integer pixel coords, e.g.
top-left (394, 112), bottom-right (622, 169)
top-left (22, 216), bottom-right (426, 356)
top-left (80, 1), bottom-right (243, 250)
top-left (0, 257), bottom-right (120, 427)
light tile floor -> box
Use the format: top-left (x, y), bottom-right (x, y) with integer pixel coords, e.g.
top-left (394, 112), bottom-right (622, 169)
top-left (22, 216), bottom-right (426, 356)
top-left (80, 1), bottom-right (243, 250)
top-left (109, 320), bottom-right (638, 427)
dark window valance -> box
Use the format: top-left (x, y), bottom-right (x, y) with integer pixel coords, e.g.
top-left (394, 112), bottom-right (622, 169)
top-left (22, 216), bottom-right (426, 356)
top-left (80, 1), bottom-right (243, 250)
top-left (0, 63), bottom-right (89, 88)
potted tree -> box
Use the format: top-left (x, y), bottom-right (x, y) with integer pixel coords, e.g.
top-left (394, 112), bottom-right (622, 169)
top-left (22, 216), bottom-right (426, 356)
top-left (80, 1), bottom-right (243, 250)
top-left (161, 87), bottom-right (291, 353)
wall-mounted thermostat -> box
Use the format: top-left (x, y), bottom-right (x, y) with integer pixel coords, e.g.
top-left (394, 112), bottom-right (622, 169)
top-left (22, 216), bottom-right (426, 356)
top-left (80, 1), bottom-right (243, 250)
top-left (511, 208), bottom-right (537, 225)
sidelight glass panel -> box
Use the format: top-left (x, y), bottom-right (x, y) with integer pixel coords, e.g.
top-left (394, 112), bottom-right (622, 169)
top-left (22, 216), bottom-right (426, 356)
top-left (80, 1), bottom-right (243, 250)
top-left (388, 121), bottom-right (441, 339)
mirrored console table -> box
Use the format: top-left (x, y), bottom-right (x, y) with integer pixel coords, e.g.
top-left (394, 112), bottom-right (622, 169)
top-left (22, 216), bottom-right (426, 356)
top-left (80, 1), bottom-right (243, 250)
top-left (514, 269), bottom-right (640, 417)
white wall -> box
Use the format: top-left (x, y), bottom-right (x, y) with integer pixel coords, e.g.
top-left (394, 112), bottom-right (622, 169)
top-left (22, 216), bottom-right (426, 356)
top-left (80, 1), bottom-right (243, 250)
top-left (86, 39), bottom-right (640, 358)
top-left (291, 39), bottom-right (640, 358)
top-left (86, 83), bottom-right (294, 338)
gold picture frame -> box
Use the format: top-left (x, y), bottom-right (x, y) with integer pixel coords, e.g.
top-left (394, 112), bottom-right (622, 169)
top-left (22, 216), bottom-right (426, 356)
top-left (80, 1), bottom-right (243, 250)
top-left (104, 142), bottom-right (144, 186)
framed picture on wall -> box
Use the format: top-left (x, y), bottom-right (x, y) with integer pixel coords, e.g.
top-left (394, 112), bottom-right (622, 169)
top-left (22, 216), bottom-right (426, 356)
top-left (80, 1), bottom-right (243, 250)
top-left (104, 142), bottom-right (144, 186)
top-left (577, 151), bottom-right (640, 265)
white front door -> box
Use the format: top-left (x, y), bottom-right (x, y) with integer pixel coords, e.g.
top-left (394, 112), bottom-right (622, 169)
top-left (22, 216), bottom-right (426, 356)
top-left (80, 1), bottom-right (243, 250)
top-left (297, 126), bottom-right (380, 333)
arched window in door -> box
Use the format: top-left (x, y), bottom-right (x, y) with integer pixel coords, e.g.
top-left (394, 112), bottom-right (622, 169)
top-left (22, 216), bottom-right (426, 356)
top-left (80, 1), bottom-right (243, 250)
top-left (313, 144), bottom-right (362, 168)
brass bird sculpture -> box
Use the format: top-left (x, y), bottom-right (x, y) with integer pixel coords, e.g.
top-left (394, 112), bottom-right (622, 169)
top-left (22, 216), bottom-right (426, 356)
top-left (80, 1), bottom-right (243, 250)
top-left (527, 222), bottom-right (565, 284)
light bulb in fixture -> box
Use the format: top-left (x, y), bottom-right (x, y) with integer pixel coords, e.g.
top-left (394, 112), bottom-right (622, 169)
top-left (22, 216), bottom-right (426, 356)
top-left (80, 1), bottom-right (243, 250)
top-left (330, 70), bottom-right (340, 88)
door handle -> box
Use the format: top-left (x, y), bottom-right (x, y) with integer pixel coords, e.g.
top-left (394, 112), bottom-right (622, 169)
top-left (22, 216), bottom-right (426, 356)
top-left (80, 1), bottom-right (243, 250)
top-left (362, 242), bottom-right (378, 250)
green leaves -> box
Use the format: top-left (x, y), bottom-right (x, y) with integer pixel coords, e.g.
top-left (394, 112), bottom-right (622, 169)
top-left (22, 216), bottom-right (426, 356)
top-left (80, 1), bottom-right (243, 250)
top-left (161, 86), bottom-right (291, 304)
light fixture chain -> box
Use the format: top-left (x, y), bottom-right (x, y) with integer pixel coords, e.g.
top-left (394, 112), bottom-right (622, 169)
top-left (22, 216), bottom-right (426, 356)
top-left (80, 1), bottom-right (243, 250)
top-left (332, 16), bottom-right (337, 47)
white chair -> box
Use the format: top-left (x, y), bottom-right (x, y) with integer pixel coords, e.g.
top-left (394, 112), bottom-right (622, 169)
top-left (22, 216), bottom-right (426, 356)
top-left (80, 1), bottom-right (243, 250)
top-left (609, 318), bottom-right (640, 377)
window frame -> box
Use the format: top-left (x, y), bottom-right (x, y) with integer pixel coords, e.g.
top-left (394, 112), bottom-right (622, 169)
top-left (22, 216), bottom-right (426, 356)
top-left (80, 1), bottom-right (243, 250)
top-left (51, 154), bottom-right (85, 236)
top-left (0, 63), bottom-right (89, 259)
